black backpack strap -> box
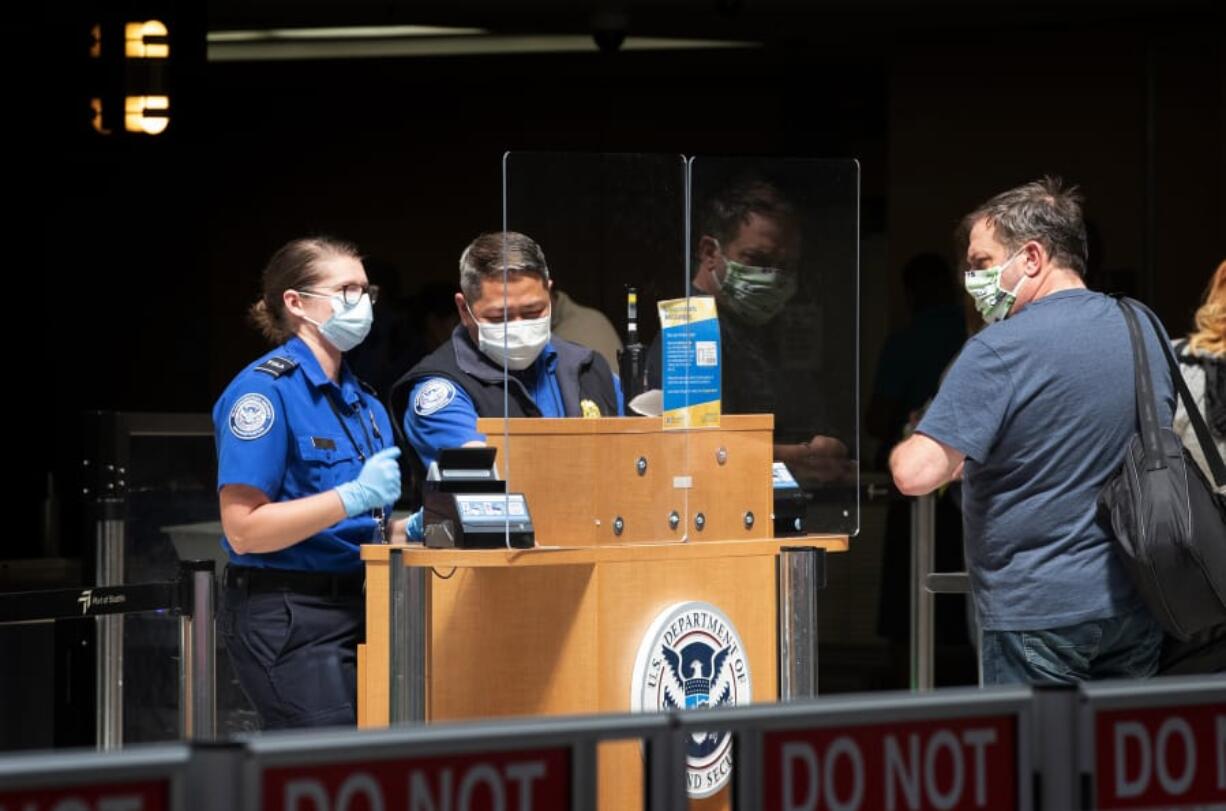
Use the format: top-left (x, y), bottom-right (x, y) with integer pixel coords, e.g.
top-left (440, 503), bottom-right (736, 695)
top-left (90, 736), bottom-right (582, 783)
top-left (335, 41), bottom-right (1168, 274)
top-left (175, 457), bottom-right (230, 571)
top-left (1116, 298), bottom-right (1165, 471)
top-left (1123, 298), bottom-right (1226, 487)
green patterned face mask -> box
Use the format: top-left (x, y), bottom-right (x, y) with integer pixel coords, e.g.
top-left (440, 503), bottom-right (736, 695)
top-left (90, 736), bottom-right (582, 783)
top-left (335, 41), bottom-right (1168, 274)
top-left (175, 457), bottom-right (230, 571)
top-left (964, 250), bottom-right (1026, 324)
top-left (717, 245), bottom-right (798, 326)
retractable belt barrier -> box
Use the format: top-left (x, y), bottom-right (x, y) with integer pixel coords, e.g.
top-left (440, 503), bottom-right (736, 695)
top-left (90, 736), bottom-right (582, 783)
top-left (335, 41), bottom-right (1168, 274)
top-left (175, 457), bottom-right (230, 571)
top-left (0, 560), bottom-right (218, 743)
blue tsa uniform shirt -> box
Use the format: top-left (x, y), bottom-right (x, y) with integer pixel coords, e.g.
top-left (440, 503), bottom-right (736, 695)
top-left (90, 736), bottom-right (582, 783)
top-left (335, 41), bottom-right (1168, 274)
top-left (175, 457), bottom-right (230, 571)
top-left (404, 341), bottom-right (624, 469)
top-left (213, 336), bottom-right (396, 574)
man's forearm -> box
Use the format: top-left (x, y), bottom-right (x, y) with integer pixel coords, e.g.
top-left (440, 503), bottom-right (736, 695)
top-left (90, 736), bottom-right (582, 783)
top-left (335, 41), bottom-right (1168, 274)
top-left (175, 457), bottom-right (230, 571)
top-left (889, 434), bottom-right (963, 496)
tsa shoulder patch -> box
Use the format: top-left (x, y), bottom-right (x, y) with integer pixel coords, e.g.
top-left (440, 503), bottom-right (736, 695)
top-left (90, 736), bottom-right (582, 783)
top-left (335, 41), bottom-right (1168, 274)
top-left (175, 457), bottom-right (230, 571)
top-left (229, 393), bottom-right (276, 440)
top-left (414, 379), bottom-right (457, 416)
top-left (254, 356), bottom-right (298, 378)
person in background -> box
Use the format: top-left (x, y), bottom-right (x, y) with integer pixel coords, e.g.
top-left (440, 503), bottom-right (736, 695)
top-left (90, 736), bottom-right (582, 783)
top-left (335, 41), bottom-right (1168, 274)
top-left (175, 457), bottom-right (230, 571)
top-left (1161, 259), bottom-right (1226, 675)
top-left (551, 287), bottom-right (623, 371)
top-left (1172, 260), bottom-right (1226, 483)
top-left (869, 253), bottom-right (972, 686)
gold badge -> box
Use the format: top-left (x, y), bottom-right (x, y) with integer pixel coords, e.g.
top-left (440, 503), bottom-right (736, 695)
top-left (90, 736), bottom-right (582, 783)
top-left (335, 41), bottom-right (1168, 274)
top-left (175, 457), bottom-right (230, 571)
top-left (580, 399), bottom-right (602, 418)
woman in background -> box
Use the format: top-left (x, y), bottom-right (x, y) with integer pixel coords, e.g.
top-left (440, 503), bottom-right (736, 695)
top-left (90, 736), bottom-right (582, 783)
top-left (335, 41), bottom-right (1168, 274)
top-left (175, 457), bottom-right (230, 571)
top-left (1172, 260), bottom-right (1226, 481)
top-left (1162, 259), bottom-right (1226, 675)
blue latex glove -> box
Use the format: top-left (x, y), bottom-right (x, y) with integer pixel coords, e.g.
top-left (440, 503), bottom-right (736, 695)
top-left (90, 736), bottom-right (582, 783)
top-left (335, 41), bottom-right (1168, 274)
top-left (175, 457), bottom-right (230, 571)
top-left (335, 446), bottom-right (402, 517)
top-left (405, 508), bottom-right (424, 541)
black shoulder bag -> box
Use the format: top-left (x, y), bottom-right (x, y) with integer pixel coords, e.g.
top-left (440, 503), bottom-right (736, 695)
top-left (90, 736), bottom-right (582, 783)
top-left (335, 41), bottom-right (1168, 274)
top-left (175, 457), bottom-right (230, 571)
top-left (1099, 297), bottom-right (1226, 641)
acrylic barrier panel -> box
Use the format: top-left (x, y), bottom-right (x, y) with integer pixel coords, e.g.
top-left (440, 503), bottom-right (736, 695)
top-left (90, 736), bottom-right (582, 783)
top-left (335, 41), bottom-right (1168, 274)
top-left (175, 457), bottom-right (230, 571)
top-left (493, 153), bottom-right (858, 546)
top-left (491, 152), bottom-right (689, 546)
top-left (685, 157), bottom-right (860, 537)
top-left (125, 432), bottom-right (257, 742)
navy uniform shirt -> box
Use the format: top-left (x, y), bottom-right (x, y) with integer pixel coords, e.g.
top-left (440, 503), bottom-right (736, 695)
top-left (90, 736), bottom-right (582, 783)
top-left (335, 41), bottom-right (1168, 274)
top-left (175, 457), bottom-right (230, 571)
top-left (213, 336), bottom-right (395, 574)
top-left (404, 341), bottom-right (624, 470)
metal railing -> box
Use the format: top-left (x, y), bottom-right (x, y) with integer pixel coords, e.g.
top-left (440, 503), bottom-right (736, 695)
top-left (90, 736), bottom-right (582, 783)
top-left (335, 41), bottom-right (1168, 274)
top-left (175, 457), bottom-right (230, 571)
top-left (910, 491), bottom-right (973, 691)
top-left (2, 675), bottom-right (1218, 810)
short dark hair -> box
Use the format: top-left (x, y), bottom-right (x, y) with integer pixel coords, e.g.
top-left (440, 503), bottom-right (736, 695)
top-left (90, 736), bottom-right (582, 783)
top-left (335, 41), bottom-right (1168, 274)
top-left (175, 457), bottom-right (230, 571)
top-left (248, 236), bottom-right (361, 343)
top-left (696, 177), bottom-right (796, 256)
top-left (458, 231), bottom-right (549, 302)
top-left (959, 176), bottom-right (1088, 276)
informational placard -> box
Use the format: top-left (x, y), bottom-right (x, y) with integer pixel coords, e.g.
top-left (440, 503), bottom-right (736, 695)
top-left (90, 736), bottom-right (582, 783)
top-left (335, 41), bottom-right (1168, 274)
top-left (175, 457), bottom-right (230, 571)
top-left (657, 296), bottom-right (721, 430)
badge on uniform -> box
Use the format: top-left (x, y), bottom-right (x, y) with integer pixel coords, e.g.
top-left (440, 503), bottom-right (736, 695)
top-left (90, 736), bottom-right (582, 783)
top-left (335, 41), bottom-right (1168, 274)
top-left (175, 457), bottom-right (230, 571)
top-left (414, 379), bottom-right (456, 416)
top-left (580, 399), bottom-right (603, 418)
top-left (229, 393), bottom-right (275, 440)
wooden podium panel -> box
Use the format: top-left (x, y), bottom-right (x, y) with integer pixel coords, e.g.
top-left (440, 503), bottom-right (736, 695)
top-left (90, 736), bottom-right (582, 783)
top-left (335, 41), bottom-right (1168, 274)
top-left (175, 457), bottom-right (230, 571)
top-left (430, 564), bottom-right (599, 719)
top-left (477, 416), bottom-right (774, 545)
top-left (359, 539), bottom-right (848, 809)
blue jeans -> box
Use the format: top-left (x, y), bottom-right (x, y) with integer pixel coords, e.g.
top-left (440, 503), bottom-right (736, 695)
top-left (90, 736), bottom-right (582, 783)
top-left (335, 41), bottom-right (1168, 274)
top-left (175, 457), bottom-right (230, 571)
top-left (980, 606), bottom-right (1164, 685)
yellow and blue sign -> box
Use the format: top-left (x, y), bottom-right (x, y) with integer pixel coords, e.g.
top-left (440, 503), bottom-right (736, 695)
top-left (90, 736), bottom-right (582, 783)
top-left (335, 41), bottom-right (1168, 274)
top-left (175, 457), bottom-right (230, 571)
top-left (657, 296), bottom-right (721, 430)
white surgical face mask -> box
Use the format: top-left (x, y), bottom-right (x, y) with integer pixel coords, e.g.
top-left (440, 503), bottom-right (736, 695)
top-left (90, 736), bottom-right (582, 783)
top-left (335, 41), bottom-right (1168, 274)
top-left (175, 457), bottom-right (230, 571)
top-left (466, 301), bottom-right (551, 370)
top-left (964, 250), bottom-right (1027, 324)
top-left (299, 291), bottom-right (374, 351)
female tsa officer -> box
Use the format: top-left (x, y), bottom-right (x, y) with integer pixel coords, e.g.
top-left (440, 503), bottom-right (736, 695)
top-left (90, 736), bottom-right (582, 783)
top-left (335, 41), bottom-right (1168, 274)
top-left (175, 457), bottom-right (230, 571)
top-left (214, 236), bottom-right (406, 729)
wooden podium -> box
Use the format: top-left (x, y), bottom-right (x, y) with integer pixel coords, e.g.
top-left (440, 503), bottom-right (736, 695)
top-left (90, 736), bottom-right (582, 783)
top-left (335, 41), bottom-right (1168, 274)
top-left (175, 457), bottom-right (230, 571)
top-left (358, 416), bottom-right (848, 809)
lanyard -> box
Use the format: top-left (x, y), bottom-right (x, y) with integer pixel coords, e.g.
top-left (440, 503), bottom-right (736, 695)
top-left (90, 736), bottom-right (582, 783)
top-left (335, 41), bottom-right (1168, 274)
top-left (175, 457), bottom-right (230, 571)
top-left (323, 385), bottom-right (389, 542)
top-left (323, 387), bottom-right (382, 461)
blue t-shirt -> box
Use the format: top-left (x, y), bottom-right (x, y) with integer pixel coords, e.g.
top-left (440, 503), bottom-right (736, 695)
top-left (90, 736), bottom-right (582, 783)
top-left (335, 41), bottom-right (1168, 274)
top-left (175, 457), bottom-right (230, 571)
top-left (917, 290), bottom-right (1175, 631)
top-left (213, 337), bottom-right (396, 573)
top-left (405, 341), bottom-right (624, 469)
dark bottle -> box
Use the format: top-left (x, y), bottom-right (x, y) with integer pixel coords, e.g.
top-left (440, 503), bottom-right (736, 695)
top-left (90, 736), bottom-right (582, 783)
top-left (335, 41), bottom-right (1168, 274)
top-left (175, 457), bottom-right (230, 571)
top-left (617, 286), bottom-right (647, 402)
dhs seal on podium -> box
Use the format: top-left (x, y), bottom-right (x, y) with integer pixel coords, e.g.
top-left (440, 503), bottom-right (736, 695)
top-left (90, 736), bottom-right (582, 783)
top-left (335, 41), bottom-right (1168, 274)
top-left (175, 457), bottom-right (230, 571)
top-left (630, 601), bottom-right (752, 798)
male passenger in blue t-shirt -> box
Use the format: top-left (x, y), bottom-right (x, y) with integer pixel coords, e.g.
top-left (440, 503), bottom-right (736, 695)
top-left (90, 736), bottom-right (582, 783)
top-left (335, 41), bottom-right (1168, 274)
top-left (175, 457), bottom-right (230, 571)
top-left (889, 177), bottom-right (1174, 685)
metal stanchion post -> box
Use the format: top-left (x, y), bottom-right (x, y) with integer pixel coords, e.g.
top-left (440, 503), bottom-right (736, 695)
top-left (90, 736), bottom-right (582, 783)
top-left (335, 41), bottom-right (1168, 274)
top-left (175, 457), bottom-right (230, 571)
top-left (389, 547), bottom-right (408, 722)
top-left (389, 549), bottom-right (428, 724)
top-left (1032, 686), bottom-right (1079, 810)
top-left (778, 547), bottom-right (826, 700)
top-left (645, 714), bottom-right (689, 811)
top-left (96, 517), bottom-right (124, 750)
top-left (910, 493), bottom-right (936, 691)
top-left (179, 561), bottom-right (216, 740)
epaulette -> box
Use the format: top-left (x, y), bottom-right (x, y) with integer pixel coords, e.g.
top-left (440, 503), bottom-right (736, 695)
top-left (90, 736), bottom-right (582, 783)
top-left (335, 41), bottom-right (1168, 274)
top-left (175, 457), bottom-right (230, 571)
top-left (254, 356), bottom-right (299, 378)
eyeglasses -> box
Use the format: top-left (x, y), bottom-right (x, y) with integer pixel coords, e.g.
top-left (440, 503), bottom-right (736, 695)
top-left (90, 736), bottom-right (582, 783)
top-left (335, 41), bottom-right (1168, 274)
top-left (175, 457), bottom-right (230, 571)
top-left (299, 284), bottom-right (379, 306)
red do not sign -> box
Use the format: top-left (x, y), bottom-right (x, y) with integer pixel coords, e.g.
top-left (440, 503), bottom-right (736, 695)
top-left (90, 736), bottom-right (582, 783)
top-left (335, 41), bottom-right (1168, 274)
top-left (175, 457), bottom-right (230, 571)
top-left (1094, 702), bottom-right (1226, 809)
top-left (764, 714), bottom-right (1018, 811)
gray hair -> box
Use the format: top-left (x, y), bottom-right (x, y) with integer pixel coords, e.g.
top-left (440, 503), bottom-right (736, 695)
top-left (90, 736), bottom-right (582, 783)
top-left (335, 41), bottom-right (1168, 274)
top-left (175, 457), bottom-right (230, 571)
top-left (458, 231), bottom-right (550, 302)
top-left (959, 176), bottom-right (1088, 276)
